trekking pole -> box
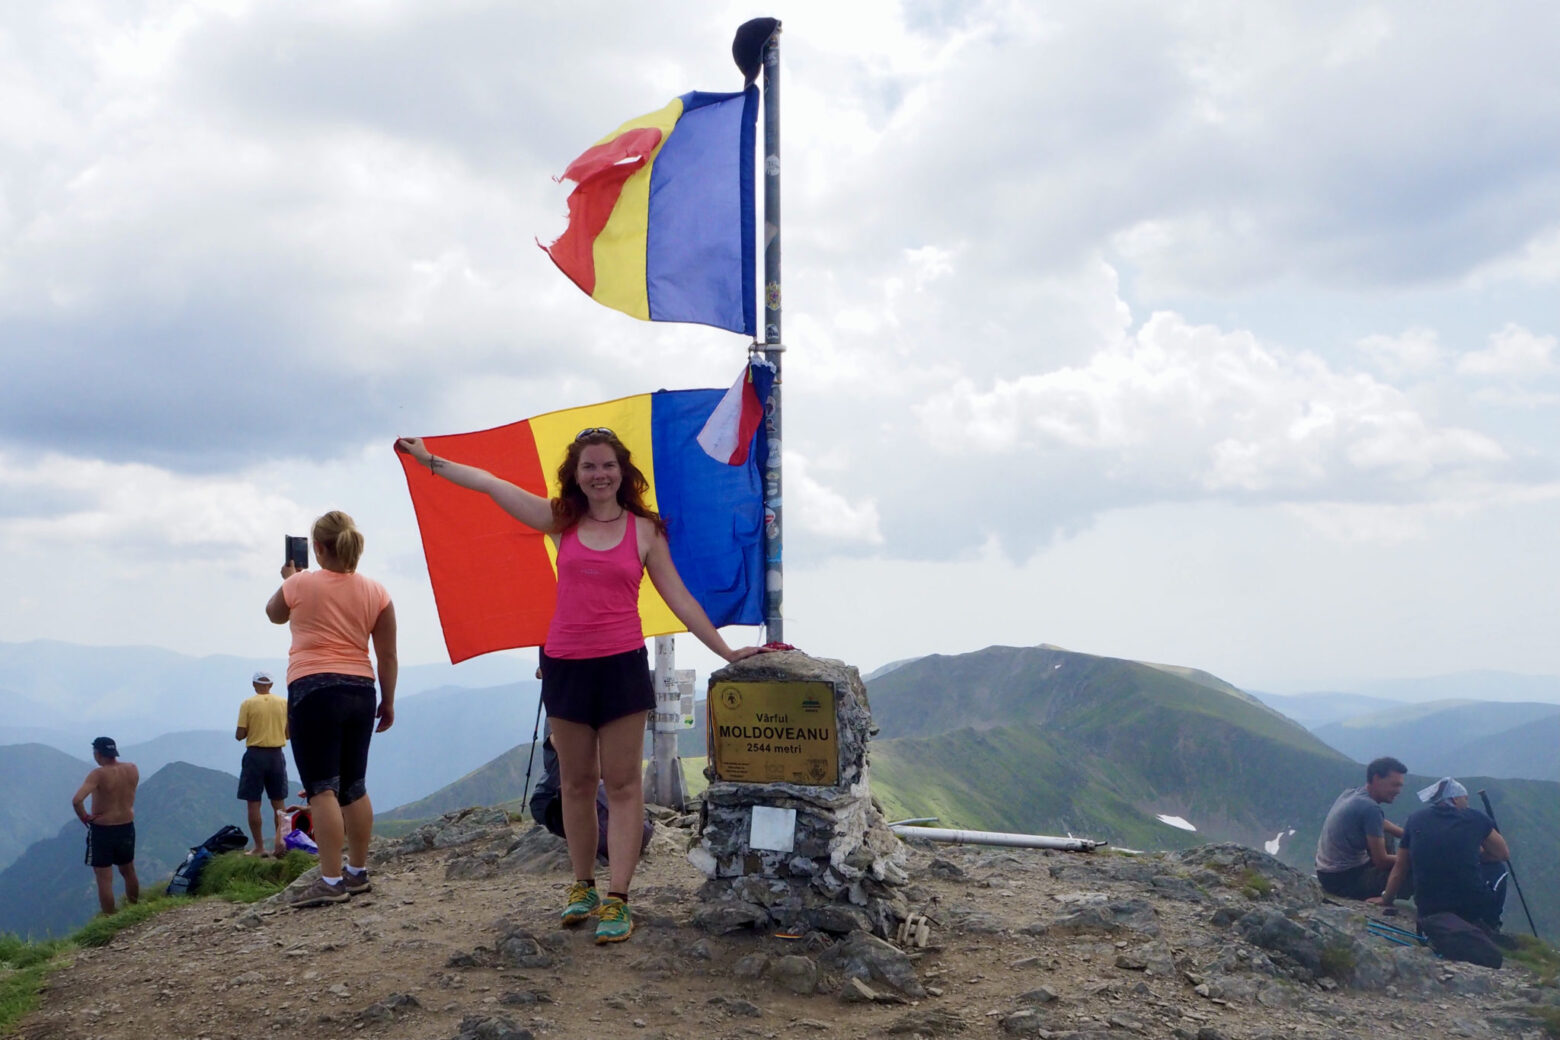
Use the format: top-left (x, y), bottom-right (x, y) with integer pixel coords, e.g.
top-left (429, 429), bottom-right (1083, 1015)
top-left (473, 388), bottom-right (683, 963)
top-left (1477, 788), bottom-right (1539, 939)
top-left (519, 693), bottom-right (545, 822)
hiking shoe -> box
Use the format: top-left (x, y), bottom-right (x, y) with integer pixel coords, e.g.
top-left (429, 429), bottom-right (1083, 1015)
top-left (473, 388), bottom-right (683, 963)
top-left (594, 897), bottom-right (633, 944)
top-left (560, 881), bottom-right (600, 926)
top-left (289, 876), bottom-right (351, 908)
top-left (341, 870), bottom-right (372, 896)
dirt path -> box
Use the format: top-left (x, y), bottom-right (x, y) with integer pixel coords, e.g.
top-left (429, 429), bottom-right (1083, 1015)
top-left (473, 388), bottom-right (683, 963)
top-left (14, 814), bottom-right (1547, 1040)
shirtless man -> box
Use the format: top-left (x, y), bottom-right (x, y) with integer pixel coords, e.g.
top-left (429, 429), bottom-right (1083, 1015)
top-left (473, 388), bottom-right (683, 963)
top-left (71, 736), bottom-right (141, 914)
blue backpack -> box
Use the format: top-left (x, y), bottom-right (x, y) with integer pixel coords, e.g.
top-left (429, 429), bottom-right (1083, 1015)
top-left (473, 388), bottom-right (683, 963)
top-left (166, 847), bottom-right (213, 896)
top-left (165, 825), bottom-right (248, 896)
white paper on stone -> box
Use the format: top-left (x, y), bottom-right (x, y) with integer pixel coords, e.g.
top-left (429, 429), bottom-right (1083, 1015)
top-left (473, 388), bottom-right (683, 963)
top-left (749, 805), bottom-right (797, 852)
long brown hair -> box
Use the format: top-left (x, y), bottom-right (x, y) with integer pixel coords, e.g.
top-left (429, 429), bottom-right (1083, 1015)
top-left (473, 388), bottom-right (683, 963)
top-left (551, 430), bottom-right (666, 536)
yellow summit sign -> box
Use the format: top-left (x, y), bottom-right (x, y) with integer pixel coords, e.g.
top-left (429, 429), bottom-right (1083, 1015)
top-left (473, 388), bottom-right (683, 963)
top-left (708, 681), bottom-right (838, 786)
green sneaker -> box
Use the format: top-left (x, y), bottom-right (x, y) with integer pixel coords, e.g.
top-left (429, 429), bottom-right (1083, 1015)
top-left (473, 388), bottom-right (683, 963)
top-left (560, 881), bottom-right (600, 926)
top-left (594, 896), bottom-right (634, 944)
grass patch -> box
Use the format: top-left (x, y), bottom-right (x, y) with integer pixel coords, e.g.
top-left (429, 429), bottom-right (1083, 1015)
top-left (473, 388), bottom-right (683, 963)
top-left (0, 959), bottom-right (58, 1034)
top-left (1529, 1005), bottom-right (1560, 1040)
top-left (70, 892), bottom-right (191, 949)
top-left (0, 934), bottom-right (71, 1034)
top-left (1508, 934), bottom-right (1560, 985)
top-left (0, 935), bottom-right (67, 971)
top-left (196, 850), bottom-right (315, 902)
top-left (1237, 869), bottom-right (1274, 900)
top-left (1318, 941), bottom-right (1357, 981)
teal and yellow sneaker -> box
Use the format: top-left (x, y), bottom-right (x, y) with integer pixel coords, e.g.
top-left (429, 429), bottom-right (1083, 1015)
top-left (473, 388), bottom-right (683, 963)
top-left (594, 896), bottom-right (634, 944)
top-left (560, 880), bottom-right (600, 926)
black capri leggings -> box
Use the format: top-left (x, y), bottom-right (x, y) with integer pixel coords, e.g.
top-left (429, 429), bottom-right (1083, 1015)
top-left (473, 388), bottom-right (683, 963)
top-left (288, 676), bottom-right (376, 807)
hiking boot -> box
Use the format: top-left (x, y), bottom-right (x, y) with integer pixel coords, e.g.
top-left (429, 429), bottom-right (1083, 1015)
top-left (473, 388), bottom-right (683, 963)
top-left (560, 881), bottom-right (600, 926)
top-left (594, 897), bottom-right (633, 944)
top-left (289, 876), bottom-right (351, 908)
top-left (341, 870), bottom-right (372, 896)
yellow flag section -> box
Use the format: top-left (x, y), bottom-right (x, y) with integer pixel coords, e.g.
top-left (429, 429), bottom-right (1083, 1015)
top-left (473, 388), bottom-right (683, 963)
top-left (588, 98), bottom-right (683, 321)
top-left (528, 393), bottom-right (680, 636)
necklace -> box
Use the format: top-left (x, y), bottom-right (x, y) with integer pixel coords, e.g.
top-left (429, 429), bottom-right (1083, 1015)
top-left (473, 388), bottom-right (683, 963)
top-left (586, 509), bottom-right (626, 523)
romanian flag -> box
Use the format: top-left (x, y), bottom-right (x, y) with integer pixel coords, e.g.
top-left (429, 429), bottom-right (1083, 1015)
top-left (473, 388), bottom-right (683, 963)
top-left (398, 391), bottom-right (766, 664)
top-left (542, 88), bottom-right (758, 336)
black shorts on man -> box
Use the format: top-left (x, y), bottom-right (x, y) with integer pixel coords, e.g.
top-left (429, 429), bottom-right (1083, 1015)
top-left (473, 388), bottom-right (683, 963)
top-left (86, 821), bottom-right (136, 868)
top-left (539, 646), bottom-right (655, 729)
top-left (237, 746), bottom-right (290, 801)
top-left (287, 673), bottom-right (377, 806)
top-left (1316, 862), bottom-right (1402, 900)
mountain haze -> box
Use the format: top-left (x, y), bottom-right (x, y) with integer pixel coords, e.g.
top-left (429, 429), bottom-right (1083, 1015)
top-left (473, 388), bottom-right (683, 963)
top-left (1311, 700), bottom-right (1560, 782)
top-left (0, 638), bottom-right (534, 747)
top-left (1246, 690), bottom-right (1406, 729)
top-left (0, 743), bottom-right (90, 870)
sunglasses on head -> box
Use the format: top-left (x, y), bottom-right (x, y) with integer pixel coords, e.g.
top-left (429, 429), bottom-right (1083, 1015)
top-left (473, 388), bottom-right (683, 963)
top-left (575, 427), bottom-right (614, 441)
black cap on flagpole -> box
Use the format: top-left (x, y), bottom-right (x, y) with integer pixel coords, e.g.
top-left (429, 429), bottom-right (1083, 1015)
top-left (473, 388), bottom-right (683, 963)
top-left (733, 18), bottom-right (780, 85)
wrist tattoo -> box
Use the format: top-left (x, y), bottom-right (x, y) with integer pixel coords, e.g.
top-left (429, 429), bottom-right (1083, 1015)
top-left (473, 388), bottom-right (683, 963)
top-left (428, 455), bottom-right (444, 472)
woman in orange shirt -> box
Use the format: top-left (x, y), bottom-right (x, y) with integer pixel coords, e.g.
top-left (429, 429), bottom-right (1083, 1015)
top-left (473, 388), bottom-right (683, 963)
top-left (265, 510), bottom-right (397, 908)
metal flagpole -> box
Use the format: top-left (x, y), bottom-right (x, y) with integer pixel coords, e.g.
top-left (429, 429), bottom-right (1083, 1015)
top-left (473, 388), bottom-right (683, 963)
top-left (761, 24), bottom-right (784, 644)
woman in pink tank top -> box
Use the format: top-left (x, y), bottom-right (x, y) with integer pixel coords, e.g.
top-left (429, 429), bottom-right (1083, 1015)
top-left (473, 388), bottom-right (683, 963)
top-left (396, 430), bottom-right (760, 943)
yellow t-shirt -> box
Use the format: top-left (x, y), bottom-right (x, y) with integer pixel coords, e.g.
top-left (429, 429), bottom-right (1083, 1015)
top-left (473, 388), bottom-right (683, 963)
top-left (237, 693), bottom-right (288, 748)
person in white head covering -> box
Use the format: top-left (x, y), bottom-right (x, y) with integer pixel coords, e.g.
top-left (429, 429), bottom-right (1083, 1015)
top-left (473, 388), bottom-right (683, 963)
top-left (1373, 776), bottom-right (1511, 933)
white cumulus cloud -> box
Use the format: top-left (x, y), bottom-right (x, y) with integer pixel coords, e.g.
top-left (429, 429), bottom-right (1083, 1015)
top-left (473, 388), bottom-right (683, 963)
top-left (1457, 323), bottom-right (1558, 377)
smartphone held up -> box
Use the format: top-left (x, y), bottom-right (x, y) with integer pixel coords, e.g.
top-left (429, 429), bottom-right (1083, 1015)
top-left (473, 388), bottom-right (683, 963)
top-left (285, 535), bottom-right (308, 571)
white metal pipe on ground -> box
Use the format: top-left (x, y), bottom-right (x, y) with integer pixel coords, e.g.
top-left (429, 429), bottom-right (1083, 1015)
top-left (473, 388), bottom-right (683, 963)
top-left (889, 825), bottom-right (1104, 852)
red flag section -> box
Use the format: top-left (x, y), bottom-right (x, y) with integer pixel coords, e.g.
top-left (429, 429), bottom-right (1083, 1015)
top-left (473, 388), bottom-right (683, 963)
top-left (397, 421), bottom-right (557, 664)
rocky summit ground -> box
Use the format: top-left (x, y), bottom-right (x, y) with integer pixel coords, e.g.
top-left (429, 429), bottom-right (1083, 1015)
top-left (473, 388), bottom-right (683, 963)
top-left (15, 806), bottom-right (1559, 1040)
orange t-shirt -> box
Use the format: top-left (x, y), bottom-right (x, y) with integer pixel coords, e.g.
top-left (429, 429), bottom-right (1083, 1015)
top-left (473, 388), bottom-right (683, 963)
top-left (282, 570), bottom-right (391, 686)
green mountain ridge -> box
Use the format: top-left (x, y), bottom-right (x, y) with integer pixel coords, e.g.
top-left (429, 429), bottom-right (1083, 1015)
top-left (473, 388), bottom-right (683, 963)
top-left (369, 643), bottom-right (1560, 939)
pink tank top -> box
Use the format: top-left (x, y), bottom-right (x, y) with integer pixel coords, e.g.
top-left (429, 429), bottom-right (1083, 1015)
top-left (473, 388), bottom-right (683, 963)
top-left (544, 517), bottom-right (645, 659)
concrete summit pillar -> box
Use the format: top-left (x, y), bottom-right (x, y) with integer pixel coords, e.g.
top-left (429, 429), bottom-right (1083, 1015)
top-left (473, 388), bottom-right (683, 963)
top-left (688, 650), bottom-right (909, 938)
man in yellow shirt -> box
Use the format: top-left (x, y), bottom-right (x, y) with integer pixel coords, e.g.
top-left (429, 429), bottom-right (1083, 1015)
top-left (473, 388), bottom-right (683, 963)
top-left (235, 670), bottom-right (290, 856)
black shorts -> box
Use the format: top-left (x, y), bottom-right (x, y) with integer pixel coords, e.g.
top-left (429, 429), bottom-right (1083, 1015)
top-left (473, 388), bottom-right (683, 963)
top-left (1317, 863), bottom-right (1413, 900)
top-left (86, 822), bottom-right (135, 868)
top-left (288, 675), bottom-right (376, 807)
top-left (540, 646), bottom-right (655, 730)
top-left (237, 746), bottom-right (290, 802)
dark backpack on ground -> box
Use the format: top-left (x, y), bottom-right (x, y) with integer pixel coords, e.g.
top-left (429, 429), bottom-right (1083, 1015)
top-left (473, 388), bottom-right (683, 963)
top-left (1418, 912), bottom-right (1503, 968)
top-left (200, 825), bottom-right (249, 855)
top-left (165, 825), bottom-right (248, 896)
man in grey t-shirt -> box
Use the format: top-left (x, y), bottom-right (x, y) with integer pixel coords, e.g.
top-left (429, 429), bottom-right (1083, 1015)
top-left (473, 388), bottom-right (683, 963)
top-left (1315, 756), bottom-right (1413, 900)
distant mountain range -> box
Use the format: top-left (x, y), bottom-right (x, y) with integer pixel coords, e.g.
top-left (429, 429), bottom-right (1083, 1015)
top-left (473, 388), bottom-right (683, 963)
top-left (0, 762), bottom-right (244, 939)
top-left (0, 744), bottom-right (90, 870)
top-left (1310, 700), bottom-right (1560, 783)
top-left (1246, 690), bottom-right (1406, 729)
top-left (4, 639), bottom-right (1556, 940)
top-left (0, 638), bottom-right (534, 747)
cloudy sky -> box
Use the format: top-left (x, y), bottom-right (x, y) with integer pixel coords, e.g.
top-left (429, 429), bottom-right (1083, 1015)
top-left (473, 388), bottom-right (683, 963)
top-left (3, 1), bottom-right (1557, 694)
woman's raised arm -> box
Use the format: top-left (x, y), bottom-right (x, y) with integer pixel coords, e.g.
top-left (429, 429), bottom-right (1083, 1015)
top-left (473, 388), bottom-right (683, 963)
top-left (396, 437), bottom-right (559, 533)
top-left (642, 522), bottom-right (761, 663)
